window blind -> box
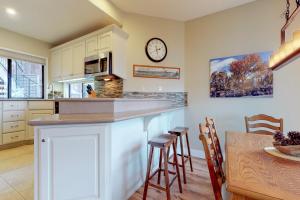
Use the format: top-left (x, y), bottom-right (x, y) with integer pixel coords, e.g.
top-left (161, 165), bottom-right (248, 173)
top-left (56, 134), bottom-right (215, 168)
top-left (0, 48), bottom-right (46, 64)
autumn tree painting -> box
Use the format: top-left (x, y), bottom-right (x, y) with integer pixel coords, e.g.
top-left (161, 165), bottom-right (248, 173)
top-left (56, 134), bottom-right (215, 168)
top-left (210, 52), bottom-right (273, 97)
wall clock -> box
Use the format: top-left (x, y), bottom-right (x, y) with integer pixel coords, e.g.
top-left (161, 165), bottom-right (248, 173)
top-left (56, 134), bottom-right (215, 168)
top-left (145, 38), bottom-right (167, 62)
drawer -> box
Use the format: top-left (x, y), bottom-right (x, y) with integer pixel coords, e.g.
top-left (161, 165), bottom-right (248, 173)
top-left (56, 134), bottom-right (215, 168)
top-left (3, 101), bottom-right (27, 111)
top-left (3, 111), bottom-right (26, 122)
top-left (3, 121), bottom-right (25, 133)
top-left (3, 131), bottom-right (25, 144)
top-left (28, 101), bottom-right (54, 110)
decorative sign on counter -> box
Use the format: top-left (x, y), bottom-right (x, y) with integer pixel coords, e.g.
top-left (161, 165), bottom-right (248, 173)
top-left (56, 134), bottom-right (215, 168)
top-left (133, 64), bottom-right (180, 79)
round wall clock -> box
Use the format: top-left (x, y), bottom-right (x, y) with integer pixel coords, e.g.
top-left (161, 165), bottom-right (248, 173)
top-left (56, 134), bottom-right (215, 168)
top-left (145, 38), bottom-right (167, 62)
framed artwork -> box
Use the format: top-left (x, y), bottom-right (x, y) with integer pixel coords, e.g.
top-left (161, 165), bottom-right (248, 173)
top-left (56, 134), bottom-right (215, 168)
top-left (210, 51), bottom-right (273, 98)
top-left (133, 64), bottom-right (180, 79)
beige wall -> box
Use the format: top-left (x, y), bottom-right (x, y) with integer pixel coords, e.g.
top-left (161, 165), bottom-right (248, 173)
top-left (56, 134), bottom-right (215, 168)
top-left (185, 0), bottom-right (300, 151)
top-left (0, 27), bottom-right (50, 59)
top-left (122, 13), bottom-right (185, 92)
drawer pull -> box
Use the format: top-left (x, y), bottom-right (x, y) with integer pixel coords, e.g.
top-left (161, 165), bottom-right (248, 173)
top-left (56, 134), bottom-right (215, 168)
top-left (10, 125), bottom-right (19, 128)
top-left (41, 139), bottom-right (46, 143)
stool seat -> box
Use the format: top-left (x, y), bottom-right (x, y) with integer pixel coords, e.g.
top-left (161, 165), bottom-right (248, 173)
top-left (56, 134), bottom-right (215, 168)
top-left (148, 134), bottom-right (176, 148)
top-left (168, 127), bottom-right (188, 136)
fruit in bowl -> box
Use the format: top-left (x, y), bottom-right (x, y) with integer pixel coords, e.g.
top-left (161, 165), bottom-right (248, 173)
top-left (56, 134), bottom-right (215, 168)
top-left (273, 131), bottom-right (300, 157)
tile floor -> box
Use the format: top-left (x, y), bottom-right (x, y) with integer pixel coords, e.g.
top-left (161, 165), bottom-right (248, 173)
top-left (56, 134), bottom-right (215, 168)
top-left (0, 145), bottom-right (33, 200)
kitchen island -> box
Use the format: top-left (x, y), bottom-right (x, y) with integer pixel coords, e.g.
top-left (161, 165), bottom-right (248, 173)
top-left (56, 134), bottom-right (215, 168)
top-left (29, 98), bottom-right (185, 200)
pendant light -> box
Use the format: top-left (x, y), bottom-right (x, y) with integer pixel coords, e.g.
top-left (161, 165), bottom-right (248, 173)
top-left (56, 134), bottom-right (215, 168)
top-left (270, 0), bottom-right (300, 70)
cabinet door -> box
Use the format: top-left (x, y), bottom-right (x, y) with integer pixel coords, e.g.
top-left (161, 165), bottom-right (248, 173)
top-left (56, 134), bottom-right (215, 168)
top-left (38, 125), bottom-right (108, 200)
top-left (98, 32), bottom-right (112, 53)
top-left (61, 47), bottom-right (73, 77)
top-left (86, 36), bottom-right (98, 57)
top-left (72, 41), bottom-right (85, 76)
top-left (50, 50), bottom-right (61, 80)
top-left (27, 110), bottom-right (53, 139)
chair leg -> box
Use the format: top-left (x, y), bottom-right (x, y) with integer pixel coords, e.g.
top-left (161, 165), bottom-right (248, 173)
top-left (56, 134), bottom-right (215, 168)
top-left (185, 133), bottom-right (193, 172)
top-left (157, 149), bottom-right (163, 185)
top-left (143, 146), bottom-right (154, 200)
top-left (179, 135), bottom-right (187, 184)
top-left (172, 141), bottom-right (182, 193)
top-left (163, 148), bottom-right (171, 200)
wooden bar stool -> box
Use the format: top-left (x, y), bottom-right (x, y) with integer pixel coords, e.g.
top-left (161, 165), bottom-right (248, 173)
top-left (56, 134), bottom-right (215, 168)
top-left (168, 127), bottom-right (193, 184)
top-left (143, 134), bottom-right (182, 200)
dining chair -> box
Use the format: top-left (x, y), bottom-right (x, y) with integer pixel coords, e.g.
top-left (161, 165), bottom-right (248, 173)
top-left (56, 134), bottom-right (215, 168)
top-left (199, 123), bottom-right (226, 200)
top-left (244, 114), bottom-right (283, 135)
top-left (205, 117), bottom-right (225, 183)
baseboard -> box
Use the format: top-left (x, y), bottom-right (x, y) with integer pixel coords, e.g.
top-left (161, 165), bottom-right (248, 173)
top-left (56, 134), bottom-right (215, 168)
top-left (185, 148), bottom-right (205, 159)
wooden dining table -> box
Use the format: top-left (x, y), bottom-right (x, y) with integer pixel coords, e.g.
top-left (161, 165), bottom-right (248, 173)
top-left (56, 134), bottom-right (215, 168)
top-left (225, 131), bottom-right (300, 200)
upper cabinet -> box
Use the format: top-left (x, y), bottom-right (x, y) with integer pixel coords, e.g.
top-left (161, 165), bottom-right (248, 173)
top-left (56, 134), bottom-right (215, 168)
top-left (98, 31), bottom-right (112, 53)
top-left (72, 41), bottom-right (85, 76)
top-left (85, 36), bottom-right (98, 57)
top-left (49, 25), bottom-right (128, 82)
top-left (61, 46), bottom-right (73, 77)
top-left (50, 50), bottom-right (62, 80)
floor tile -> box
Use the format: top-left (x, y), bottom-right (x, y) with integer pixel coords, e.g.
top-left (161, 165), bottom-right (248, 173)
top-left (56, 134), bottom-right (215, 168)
top-left (0, 177), bottom-right (24, 200)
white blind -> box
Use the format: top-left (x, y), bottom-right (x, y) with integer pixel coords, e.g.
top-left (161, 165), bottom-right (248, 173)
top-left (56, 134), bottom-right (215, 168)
top-left (0, 48), bottom-right (46, 64)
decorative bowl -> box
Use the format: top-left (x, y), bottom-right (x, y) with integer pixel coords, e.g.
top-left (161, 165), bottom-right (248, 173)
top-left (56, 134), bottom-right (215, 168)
top-left (273, 143), bottom-right (300, 157)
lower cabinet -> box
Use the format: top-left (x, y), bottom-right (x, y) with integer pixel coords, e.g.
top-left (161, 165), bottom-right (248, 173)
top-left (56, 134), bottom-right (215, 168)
top-left (3, 131), bottom-right (25, 144)
top-left (36, 124), bottom-right (109, 200)
top-left (27, 110), bottom-right (54, 139)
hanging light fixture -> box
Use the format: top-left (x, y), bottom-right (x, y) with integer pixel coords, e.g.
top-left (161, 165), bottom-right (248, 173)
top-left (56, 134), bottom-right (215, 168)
top-left (270, 0), bottom-right (300, 70)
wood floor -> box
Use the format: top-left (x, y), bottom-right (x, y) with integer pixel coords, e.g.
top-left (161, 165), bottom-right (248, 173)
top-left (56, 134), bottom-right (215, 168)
top-left (129, 158), bottom-right (215, 200)
top-left (0, 145), bottom-right (214, 200)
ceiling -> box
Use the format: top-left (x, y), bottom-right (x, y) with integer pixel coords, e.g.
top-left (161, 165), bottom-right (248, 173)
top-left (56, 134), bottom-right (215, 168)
top-left (0, 0), bottom-right (117, 45)
top-left (110, 0), bottom-right (256, 21)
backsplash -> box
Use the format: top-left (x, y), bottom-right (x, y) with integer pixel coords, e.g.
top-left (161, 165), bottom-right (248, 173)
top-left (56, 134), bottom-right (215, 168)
top-left (94, 78), bottom-right (123, 98)
top-left (123, 92), bottom-right (188, 107)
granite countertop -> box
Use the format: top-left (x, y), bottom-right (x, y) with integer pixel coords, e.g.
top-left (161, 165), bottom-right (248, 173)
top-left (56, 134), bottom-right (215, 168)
top-left (28, 106), bottom-right (184, 126)
top-left (0, 99), bottom-right (54, 101)
top-left (54, 98), bottom-right (170, 102)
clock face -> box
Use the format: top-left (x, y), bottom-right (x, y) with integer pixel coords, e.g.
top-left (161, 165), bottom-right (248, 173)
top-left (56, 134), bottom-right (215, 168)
top-left (145, 38), bottom-right (167, 62)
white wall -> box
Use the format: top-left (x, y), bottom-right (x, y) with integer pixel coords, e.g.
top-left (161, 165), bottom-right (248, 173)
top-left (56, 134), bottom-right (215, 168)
top-left (122, 13), bottom-right (185, 92)
top-left (0, 27), bottom-right (50, 59)
top-left (185, 0), bottom-right (300, 151)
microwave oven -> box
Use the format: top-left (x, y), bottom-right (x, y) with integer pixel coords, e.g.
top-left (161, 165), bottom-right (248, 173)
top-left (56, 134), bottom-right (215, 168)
top-left (84, 51), bottom-right (112, 76)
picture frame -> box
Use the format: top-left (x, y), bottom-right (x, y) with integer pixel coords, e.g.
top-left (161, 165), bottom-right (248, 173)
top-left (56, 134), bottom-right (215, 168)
top-left (133, 64), bottom-right (180, 79)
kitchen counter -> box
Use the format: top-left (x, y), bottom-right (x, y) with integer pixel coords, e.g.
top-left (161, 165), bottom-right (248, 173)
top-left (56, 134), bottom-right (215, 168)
top-left (0, 99), bottom-right (54, 101)
top-left (31, 98), bottom-right (185, 200)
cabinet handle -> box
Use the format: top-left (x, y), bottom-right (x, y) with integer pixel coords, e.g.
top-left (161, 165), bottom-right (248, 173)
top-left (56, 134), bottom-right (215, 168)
top-left (41, 139), bottom-right (46, 143)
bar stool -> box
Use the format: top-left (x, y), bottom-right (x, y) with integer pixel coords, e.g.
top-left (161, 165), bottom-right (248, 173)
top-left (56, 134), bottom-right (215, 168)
top-left (168, 127), bottom-right (193, 184)
top-left (143, 134), bottom-right (182, 200)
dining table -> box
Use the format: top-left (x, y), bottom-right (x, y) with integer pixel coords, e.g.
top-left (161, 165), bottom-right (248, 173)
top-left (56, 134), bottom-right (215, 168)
top-left (225, 131), bottom-right (300, 200)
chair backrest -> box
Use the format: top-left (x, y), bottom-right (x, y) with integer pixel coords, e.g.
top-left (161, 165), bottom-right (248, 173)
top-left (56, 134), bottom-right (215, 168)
top-left (205, 117), bottom-right (225, 183)
top-left (245, 114), bottom-right (283, 135)
top-left (199, 124), bottom-right (223, 200)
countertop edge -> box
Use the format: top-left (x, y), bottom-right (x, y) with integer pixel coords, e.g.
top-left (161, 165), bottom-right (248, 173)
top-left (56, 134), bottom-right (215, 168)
top-left (28, 106), bottom-right (185, 126)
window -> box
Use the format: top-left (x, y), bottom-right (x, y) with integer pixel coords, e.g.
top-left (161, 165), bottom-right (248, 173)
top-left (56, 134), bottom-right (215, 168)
top-left (0, 56), bottom-right (44, 99)
top-left (69, 83), bottom-right (83, 98)
top-left (66, 82), bottom-right (95, 98)
top-left (0, 57), bottom-right (8, 98)
top-left (10, 59), bottom-right (44, 98)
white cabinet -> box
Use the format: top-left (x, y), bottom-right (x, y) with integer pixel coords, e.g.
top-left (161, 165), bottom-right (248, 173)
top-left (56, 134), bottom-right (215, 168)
top-left (61, 46), bottom-right (73, 77)
top-left (50, 50), bottom-right (62, 80)
top-left (72, 41), bottom-right (85, 76)
top-left (50, 25), bottom-right (128, 80)
top-left (86, 36), bottom-right (98, 57)
top-left (27, 110), bottom-right (53, 139)
top-left (98, 31), bottom-right (112, 53)
top-left (3, 131), bottom-right (25, 144)
top-left (37, 124), bottom-right (109, 200)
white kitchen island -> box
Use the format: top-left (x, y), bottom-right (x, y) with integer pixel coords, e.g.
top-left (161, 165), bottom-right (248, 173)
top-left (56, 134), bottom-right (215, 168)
top-left (29, 98), bottom-right (185, 200)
